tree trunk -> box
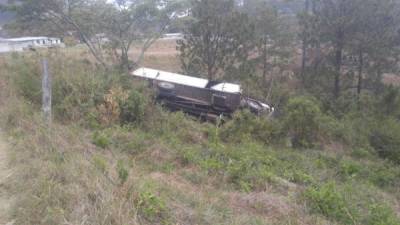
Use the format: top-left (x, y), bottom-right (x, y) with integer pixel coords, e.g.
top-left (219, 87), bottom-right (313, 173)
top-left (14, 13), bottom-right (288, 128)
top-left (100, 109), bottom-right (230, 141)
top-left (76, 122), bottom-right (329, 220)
top-left (334, 48), bottom-right (342, 99)
top-left (334, 32), bottom-right (344, 99)
top-left (207, 66), bottom-right (214, 80)
top-left (262, 39), bottom-right (268, 84)
top-left (300, 0), bottom-right (310, 85)
top-left (301, 41), bottom-right (307, 84)
top-left (374, 64), bottom-right (383, 95)
top-left (357, 50), bottom-right (364, 98)
top-left (313, 40), bottom-right (321, 73)
top-left (61, 15), bottom-right (108, 68)
top-left (120, 49), bottom-right (129, 72)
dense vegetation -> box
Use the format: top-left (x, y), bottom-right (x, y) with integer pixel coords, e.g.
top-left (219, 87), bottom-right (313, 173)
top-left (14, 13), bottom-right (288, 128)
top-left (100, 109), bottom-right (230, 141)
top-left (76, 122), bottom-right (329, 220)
top-left (0, 46), bottom-right (398, 224)
top-left (0, 0), bottom-right (399, 225)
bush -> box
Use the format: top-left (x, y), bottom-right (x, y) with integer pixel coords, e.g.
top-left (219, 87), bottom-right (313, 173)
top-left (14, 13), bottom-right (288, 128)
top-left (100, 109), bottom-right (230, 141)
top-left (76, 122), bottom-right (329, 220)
top-left (119, 90), bottom-right (148, 125)
top-left (117, 160), bottom-right (129, 184)
top-left (305, 182), bottom-right (357, 224)
top-left (220, 110), bottom-right (283, 145)
top-left (340, 112), bottom-right (375, 149)
top-left (367, 164), bottom-right (399, 188)
top-left (339, 160), bottom-right (362, 179)
top-left (136, 191), bottom-right (168, 223)
top-left (93, 154), bottom-right (108, 174)
top-left (366, 203), bottom-right (400, 225)
top-left (284, 96), bottom-right (322, 148)
top-left (180, 141), bottom-right (278, 191)
top-left (53, 68), bottom-right (119, 123)
top-left (370, 118), bottom-right (400, 164)
top-left (92, 131), bottom-right (111, 149)
top-left (10, 58), bottom-right (42, 104)
top-left (115, 129), bottom-right (150, 155)
top-left (96, 87), bottom-right (128, 126)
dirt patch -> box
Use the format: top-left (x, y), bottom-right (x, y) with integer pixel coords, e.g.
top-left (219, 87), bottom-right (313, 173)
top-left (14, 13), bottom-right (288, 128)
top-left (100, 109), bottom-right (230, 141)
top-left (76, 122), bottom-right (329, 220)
top-left (150, 171), bottom-right (200, 193)
top-left (149, 171), bottom-right (314, 224)
top-left (0, 130), bottom-right (14, 224)
top-left (382, 73), bottom-right (400, 86)
top-left (228, 191), bottom-right (293, 219)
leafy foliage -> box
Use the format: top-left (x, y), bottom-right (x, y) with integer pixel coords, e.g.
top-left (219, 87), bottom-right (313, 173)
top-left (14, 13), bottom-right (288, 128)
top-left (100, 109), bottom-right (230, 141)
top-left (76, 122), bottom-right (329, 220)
top-left (220, 110), bottom-right (283, 145)
top-left (284, 97), bottom-right (322, 148)
top-left (178, 0), bottom-right (254, 79)
top-left (305, 182), bottom-right (357, 224)
top-left (370, 118), bottom-right (400, 164)
top-left (119, 90), bottom-right (148, 125)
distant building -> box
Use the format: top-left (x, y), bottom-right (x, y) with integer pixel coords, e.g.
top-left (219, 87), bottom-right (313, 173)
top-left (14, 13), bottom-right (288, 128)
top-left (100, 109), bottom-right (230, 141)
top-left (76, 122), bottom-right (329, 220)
top-left (161, 33), bottom-right (183, 40)
top-left (0, 36), bottom-right (64, 53)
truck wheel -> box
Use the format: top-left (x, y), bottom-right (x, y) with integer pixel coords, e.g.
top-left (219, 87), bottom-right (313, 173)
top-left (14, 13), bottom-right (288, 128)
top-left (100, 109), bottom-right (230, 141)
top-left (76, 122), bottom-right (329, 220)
top-left (157, 82), bottom-right (175, 98)
top-left (158, 82), bottom-right (175, 92)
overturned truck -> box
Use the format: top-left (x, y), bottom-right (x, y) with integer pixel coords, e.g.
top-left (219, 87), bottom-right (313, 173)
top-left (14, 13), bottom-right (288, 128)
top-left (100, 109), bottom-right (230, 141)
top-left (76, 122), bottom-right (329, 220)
top-left (132, 68), bottom-right (274, 120)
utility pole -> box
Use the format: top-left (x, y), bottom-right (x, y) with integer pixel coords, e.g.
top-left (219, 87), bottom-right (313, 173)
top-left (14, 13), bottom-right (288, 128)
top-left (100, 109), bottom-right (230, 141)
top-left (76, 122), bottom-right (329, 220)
top-left (41, 58), bottom-right (52, 125)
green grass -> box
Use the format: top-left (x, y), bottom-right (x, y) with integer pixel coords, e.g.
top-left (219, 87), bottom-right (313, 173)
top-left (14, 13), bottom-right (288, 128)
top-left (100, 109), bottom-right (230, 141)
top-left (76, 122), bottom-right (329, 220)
top-left (0, 52), bottom-right (399, 225)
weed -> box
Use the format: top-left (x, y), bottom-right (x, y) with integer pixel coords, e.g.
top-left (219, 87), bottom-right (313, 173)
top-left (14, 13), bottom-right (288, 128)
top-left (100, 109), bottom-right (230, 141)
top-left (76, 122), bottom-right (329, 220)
top-left (92, 131), bottom-right (111, 149)
top-left (119, 89), bottom-right (148, 125)
top-left (370, 118), bottom-right (400, 164)
top-left (93, 154), bottom-right (108, 174)
top-left (137, 191), bottom-right (169, 223)
top-left (366, 203), bottom-right (400, 225)
top-left (284, 96), bottom-right (322, 148)
top-left (339, 160), bottom-right (362, 179)
top-left (117, 160), bottom-right (129, 184)
top-left (351, 148), bottom-right (372, 159)
top-left (305, 182), bottom-right (357, 224)
top-left (367, 164), bottom-right (399, 188)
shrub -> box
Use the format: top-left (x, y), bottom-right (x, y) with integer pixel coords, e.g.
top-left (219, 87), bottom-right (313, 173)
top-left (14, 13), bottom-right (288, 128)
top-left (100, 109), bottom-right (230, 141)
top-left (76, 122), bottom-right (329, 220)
top-left (119, 90), bottom-right (148, 125)
top-left (370, 118), bottom-right (400, 164)
top-left (339, 160), bottom-right (362, 179)
top-left (378, 86), bottom-right (400, 118)
top-left (10, 59), bottom-right (42, 104)
top-left (93, 154), bottom-right (108, 174)
top-left (368, 164), bottom-right (399, 188)
top-left (117, 160), bottom-right (129, 184)
top-left (318, 113), bottom-right (345, 141)
top-left (288, 171), bottom-right (315, 185)
top-left (118, 130), bottom-right (149, 155)
top-left (92, 131), bottom-right (111, 149)
top-left (339, 112), bottom-right (375, 148)
top-left (96, 87), bottom-right (128, 126)
top-left (220, 110), bottom-right (283, 145)
top-left (366, 203), bottom-right (400, 225)
top-left (305, 182), bottom-right (357, 224)
top-left (351, 148), bottom-right (372, 159)
top-left (136, 191), bottom-right (168, 223)
top-left (284, 96), bottom-right (322, 148)
top-left (50, 58), bottom-right (115, 123)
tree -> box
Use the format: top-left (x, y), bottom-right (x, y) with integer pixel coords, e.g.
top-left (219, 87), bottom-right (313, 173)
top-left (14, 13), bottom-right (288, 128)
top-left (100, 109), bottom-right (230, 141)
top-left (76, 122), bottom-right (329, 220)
top-left (251, 2), bottom-right (292, 83)
top-left (240, 0), bottom-right (293, 100)
top-left (299, 0), bottom-right (311, 84)
top-left (4, 0), bottom-right (109, 67)
top-left (103, 0), bottom-right (175, 71)
top-left (348, 0), bottom-right (400, 98)
top-left (177, 0), bottom-right (254, 80)
top-left (3, 0), bottom-right (181, 71)
top-left (315, 0), bottom-right (359, 99)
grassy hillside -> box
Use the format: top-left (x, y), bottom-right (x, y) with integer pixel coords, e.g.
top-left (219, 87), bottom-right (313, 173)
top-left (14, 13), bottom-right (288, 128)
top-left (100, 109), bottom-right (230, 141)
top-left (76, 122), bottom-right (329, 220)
top-left (0, 46), bottom-right (399, 225)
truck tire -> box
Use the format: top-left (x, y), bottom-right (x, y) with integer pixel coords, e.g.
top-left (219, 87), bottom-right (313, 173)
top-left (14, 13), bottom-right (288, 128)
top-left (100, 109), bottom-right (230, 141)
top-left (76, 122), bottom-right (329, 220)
top-left (157, 82), bottom-right (175, 98)
top-left (158, 82), bottom-right (175, 91)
